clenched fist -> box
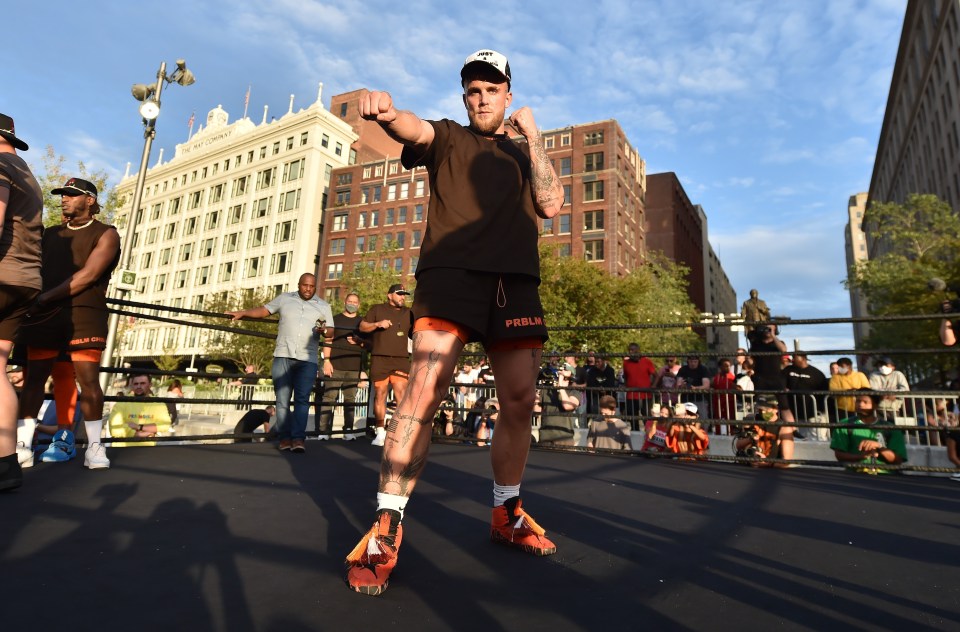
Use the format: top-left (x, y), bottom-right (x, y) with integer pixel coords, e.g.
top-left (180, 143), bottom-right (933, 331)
top-left (508, 106), bottom-right (537, 138)
top-left (358, 90), bottom-right (397, 124)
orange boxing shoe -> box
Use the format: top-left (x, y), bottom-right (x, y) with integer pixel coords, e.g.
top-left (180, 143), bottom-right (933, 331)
top-left (490, 497), bottom-right (557, 556)
top-left (345, 509), bottom-right (403, 596)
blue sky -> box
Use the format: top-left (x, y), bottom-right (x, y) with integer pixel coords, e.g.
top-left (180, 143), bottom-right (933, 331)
top-left (3, 0), bottom-right (907, 367)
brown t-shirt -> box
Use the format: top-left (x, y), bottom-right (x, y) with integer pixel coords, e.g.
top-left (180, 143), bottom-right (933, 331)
top-left (0, 152), bottom-right (43, 289)
top-left (363, 302), bottom-right (413, 380)
top-left (401, 119), bottom-right (540, 279)
top-left (364, 302), bottom-right (413, 358)
top-left (41, 220), bottom-right (120, 310)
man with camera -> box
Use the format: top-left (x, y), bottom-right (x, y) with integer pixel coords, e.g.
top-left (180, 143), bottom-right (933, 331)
top-left (733, 394), bottom-right (796, 467)
top-left (534, 366), bottom-right (581, 447)
top-left (747, 323), bottom-right (795, 425)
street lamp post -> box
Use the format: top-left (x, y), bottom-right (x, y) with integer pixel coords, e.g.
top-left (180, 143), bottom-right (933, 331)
top-left (100, 60), bottom-right (195, 391)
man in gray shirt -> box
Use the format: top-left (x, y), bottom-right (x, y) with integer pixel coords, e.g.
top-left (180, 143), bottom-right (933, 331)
top-left (227, 273), bottom-right (332, 453)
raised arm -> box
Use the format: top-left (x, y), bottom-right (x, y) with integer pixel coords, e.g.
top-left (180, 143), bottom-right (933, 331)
top-left (508, 107), bottom-right (563, 218)
top-left (358, 90), bottom-right (435, 151)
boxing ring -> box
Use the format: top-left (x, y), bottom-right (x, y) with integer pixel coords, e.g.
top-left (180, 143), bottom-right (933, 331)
top-left (4, 299), bottom-right (960, 630)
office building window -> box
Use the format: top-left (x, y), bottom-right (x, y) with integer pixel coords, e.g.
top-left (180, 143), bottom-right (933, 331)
top-left (584, 210), bottom-right (604, 231)
top-left (584, 181), bottom-right (604, 201)
top-left (584, 240), bottom-right (604, 261)
top-left (584, 131), bottom-right (604, 146)
top-left (584, 152), bottom-right (604, 172)
top-left (329, 238), bottom-right (346, 255)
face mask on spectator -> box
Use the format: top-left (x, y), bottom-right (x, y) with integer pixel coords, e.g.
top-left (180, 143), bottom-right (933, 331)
top-left (838, 367), bottom-right (849, 375)
top-left (879, 366), bottom-right (893, 376)
top-left (345, 304), bottom-right (359, 314)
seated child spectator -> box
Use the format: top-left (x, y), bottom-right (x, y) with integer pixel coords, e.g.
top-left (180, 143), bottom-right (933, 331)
top-left (642, 403), bottom-right (672, 453)
top-left (586, 395), bottom-right (632, 450)
top-left (433, 394), bottom-right (467, 438)
top-left (666, 402), bottom-right (710, 456)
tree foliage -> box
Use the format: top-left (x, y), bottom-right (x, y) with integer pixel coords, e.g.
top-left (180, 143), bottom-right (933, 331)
top-left (332, 240), bottom-right (703, 369)
top-left (201, 288), bottom-right (279, 375)
top-left (538, 245), bottom-right (703, 363)
top-left (153, 342), bottom-right (185, 381)
top-left (848, 194), bottom-right (960, 382)
top-left (336, 240), bottom-right (414, 313)
top-left (30, 145), bottom-right (118, 226)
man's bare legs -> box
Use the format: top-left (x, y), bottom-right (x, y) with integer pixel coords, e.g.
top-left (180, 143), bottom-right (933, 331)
top-left (73, 361), bottom-right (104, 423)
top-left (487, 346), bottom-right (541, 486)
top-left (379, 329), bottom-right (463, 497)
top-left (0, 340), bottom-right (16, 455)
top-left (18, 357), bottom-right (54, 420)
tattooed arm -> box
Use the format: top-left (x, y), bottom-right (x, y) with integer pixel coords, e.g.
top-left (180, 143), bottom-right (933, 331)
top-left (508, 106), bottom-right (563, 218)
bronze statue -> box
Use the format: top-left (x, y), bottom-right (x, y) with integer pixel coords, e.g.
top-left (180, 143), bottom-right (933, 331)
top-left (741, 289), bottom-right (770, 332)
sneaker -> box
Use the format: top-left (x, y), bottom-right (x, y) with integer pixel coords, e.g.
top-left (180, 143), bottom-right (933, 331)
top-left (317, 434), bottom-right (330, 441)
top-left (84, 442), bottom-right (111, 470)
top-left (0, 454), bottom-right (23, 491)
top-left (278, 439), bottom-right (292, 451)
top-left (490, 497), bottom-right (557, 556)
top-left (291, 439), bottom-right (306, 453)
top-left (40, 429), bottom-right (76, 463)
top-left (16, 443), bottom-right (34, 469)
top-left (950, 473), bottom-right (960, 482)
top-left (371, 427), bottom-right (386, 447)
top-left (345, 509), bottom-right (403, 596)
top-left (342, 432), bottom-right (356, 441)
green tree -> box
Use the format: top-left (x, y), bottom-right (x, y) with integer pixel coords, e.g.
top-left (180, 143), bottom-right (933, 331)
top-left (337, 240), bottom-right (414, 313)
top-left (848, 194), bottom-right (960, 382)
top-left (30, 145), bottom-right (118, 226)
top-left (538, 245), bottom-right (702, 365)
top-left (201, 288), bottom-right (278, 374)
top-left (153, 343), bottom-right (184, 383)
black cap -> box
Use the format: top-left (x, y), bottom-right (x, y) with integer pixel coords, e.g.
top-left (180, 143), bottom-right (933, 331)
top-left (51, 177), bottom-right (98, 198)
top-left (0, 113), bottom-right (28, 151)
top-left (756, 394), bottom-right (779, 409)
top-left (388, 283), bottom-right (410, 295)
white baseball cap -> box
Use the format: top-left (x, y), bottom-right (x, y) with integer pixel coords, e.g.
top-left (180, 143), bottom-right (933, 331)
top-left (461, 49), bottom-right (511, 85)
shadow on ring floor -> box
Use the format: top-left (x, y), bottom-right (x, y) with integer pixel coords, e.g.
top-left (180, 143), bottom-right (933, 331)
top-left (2, 442), bottom-right (958, 631)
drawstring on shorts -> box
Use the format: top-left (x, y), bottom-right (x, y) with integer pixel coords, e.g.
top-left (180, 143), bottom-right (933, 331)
top-left (497, 277), bottom-right (506, 308)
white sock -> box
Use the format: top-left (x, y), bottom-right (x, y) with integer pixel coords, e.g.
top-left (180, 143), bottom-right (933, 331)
top-left (376, 492), bottom-right (408, 521)
top-left (84, 419), bottom-right (104, 445)
top-left (16, 418), bottom-right (37, 448)
top-left (493, 482), bottom-right (521, 507)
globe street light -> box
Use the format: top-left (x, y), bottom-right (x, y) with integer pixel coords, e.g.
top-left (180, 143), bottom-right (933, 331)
top-left (100, 60), bottom-right (196, 389)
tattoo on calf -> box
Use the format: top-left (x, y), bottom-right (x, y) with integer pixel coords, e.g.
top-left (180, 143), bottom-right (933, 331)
top-left (379, 452), bottom-right (427, 496)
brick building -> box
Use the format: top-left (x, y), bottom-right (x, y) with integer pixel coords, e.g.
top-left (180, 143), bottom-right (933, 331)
top-left (318, 118), bottom-right (647, 299)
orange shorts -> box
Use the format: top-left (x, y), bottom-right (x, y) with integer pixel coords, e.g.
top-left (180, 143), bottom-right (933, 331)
top-left (374, 372), bottom-right (408, 393)
top-left (28, 348), bottom-right (102, 363)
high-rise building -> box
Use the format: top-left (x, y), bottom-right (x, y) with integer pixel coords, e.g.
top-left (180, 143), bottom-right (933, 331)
top-left (644, 172), bottom-right (708, 313)
top-left (845, 193), bottom-right (871, 347)
top-left (111, 88), bottom-right (358, 364)
top-left (866, 0), bottom-right (960, 236)
top-left (317, 119), bottom-right (648, 300)
top-left (643, 174), bottom-right (737, 350)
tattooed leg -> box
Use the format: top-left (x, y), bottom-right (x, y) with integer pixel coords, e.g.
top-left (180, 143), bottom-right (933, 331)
top-left (379, 451), bottom-right (428, 496)
top-left (377, 328), bottom-right (463, 497)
